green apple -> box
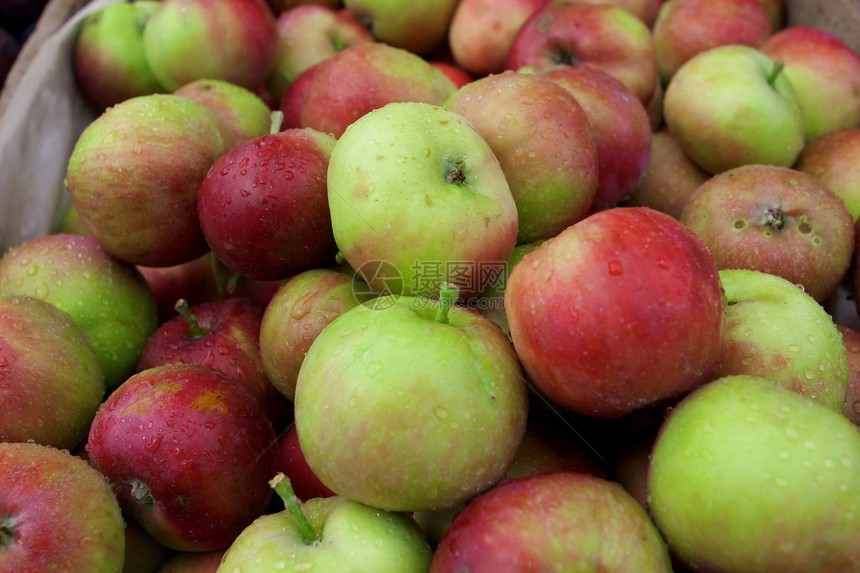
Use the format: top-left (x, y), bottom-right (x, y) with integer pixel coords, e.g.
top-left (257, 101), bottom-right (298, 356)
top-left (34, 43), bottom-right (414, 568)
top-left (174, 78), bottom-right (272, 145)
top-left (327, 101), bottom-right (518, 300)
top-left (294, 286), bottom-right (529, 512)
top-left (343, 0), bottom-right (460, 56)
top-left (218, 474), bottom-right (432, 572)
top-left (663, 44), bottom-right (805, 174)
top-left (648, 374), bottom-right (860, 572)
top-left (710, 269), bottom-right (848, 411)
top-left (0, 233), bottom-right (158, 388)
top-left (477, 239), bottom-right (544, 337)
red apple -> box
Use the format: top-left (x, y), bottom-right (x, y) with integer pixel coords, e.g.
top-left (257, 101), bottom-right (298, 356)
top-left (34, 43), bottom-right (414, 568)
top-left (275, 422), bottom-right (337, 501)
top-left (137, 252), bottom-right (227, 325)
top-left (174, 78), bottom-right (273, 145)
top-left (277, 61), bottom-right (319, 129)
top-left (837, 323), bottom-right (860, 425)
top-left (505, 207), bottom-right (725, 418)
top-left (795, 128), bottom-right (860, 222)
top-left (429, 61), bottom-right (474, 88)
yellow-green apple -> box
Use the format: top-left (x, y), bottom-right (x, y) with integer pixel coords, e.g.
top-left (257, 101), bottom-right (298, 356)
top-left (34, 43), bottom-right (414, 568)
top-left (0, 442), bottom-right (126, 572)
top-left (259, 267), bottom-right (371, 401)
top-left (342, 0), bottom-right (459, 56)
top-left (0, 233), bottom-right (159, 388)
top-left (506, 2), bottom-right (657, 105)
top-left (663, 45), bottom-right (805, 174)
top-left (535, 64), bottom-right (652, 211)
top-left (154, 549), bottom-right (224, 572)
top-left (327, 101), bottom-right (518, 299)
top-left (505, 207), bottom-right (725, 419)
top-left (86, 363), bottom-right (279, 552)
top-left (652, 0), bottom-right (772, 86)
top-left (197, 125), bottom-right (338, 281)
top-left (0, 295), bottom-right (103, 450)
top-left (295, 42), bottom-right (457, 138)
top-left (135, 298), bottom-right (293, 430)
top-left (444, 71), bottom-right (599, 244)
top-left (295, 288), bottom-right (529, 512)
top-left (447, 0), bottom-right (549, 77)
top-left (571, 0), bottom-right (662, 26)
top-left (275, 423), bottom-right (336, 501)
top-left (66, 94), bottom-right (235, 267)
top-left (622, 127), bottom-right (710, 220)
top-left (679, 164), bottom-right (855, 303)
top-left (218, 474), bottom-right (432, 572)
top-left (705, 269), bottom-right (849, 412)
top-left (174, 79), bottom-right (272, 145)
top-left (761, 26), bottom-right (860, 142)
top-left (142, 0), bottom-right (279, 91)
top-left (795, 128), bottom-right (860, 222)
top-left (265, 4), bottom-right (375, 104)
top-left (73, 0), bottom-right (164, 110)
top-left (836, 323), bottom-right (860, 425)
top-left (648, 375), bottom-right (860, 572)
top-left (429, 472), bottom-right (673, 572)
top-left (477, 240), bottom-right (544, 336)
top-left (137, 252), bottom-right (227, 325)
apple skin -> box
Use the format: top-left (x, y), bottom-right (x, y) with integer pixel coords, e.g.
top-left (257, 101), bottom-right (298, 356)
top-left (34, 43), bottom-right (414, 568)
top-left (795, 128), bottom-right (860, 222)
top-left (137, 252), bottom-right (227, 325)
top-left (652, 0), bottom-right (772, 86)
top-left (761, 26), bottom-right (860, 142)
top-left (535, 64), bottom-right (653, 212)
top-left (86, 363), bottom-right (279, 552)
top-left (296, 42), bottom-right (457, 138)
top-left (430, 472), bottom-right (673, 572)
top-left (647, 375), bottom-right (860, 572)
top-left (0, 233), bottom-right (159, 389)
top-left (835, 323), bottom-right (860, 425)
top-left (73, 0), bottom-right (164, 111)
top-left (66, 94), bottom-right (235, 268)
top-left (477, 239), bottom-right (544, 336)
top-left (122, 518), bottom-right (175, 573)
top-left (142, 0), bottom-right (279, 92)
top-left (327, 101), bottom-right (518, 300)
top-left (0, 295), bottom-right (104, 450)
top-left (154, 549), bottom-right (224, 572)
top-left (506, 3), bottom-right (658, 105)
top-left (135, 297), bottom-right (293, 430)
top-left (444, 71), bottom-right (599, 244)
top-left (573, 0), bottom-right (662, 26)
top-left (174, 79), bottom-right (272, 145)
top-left (708, 269), bottom-right (849, 412)
top-left (265, 4), bottom-right (375, 104)
top-left (295, 295), bottom-right (529, 513)
top-left (622, 127), bottom-right (710, 220)
top-left (259, 267), bottom-right (371, 401)
top-left (663, 44), bottom-right (805, 175)
top-left (679, 164), bottom-right (856, 303)
top-left (342, 0), bottom-right (459, 56)
top-left (0, 442), bottom-right (126, 572)
top-left (275, 423), bottom-right (336, 501)
top-left (429, 61), bottom-right (474, 88)
top-left (266, 0), bottom-right (342, 15)
top-left (277, 61), bottom-right (319, 130)
top-left (505, 207), bottom-right (725, 419)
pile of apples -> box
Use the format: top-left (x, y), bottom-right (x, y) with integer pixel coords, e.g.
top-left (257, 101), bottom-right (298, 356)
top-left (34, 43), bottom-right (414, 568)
top-left (2, 0), bottom-right (860, 571)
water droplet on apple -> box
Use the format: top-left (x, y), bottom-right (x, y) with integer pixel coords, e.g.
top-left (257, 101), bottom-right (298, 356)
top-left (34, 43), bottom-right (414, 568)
top-left (273, 562), bottom-right (286, 570)
top-left (608, 260), bottom-right (623, 275)
top-left (435, 407), bottom-right (448, 419)
top-left (143, 435), bottom-right (162, 453)
top-left (294, 562), bottom-right (314, 571)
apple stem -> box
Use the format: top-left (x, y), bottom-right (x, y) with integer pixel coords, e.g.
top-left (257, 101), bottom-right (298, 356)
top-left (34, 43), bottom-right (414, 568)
top-left (0, 517), bottom-right (16, 549)
top-left (130, 479), bottom-right (155, 506)
top-left (270, 111), bottom-right (284, 135)
top-left (174, 299), bottom-right (209, 339)
top-left (767, 61), bottom-right (785, 87)
top-left (763, 208), bottom-right (785, 230)
top-left (435, 282), bottom-right (460, 324)
top-left (270, 472), bottom-right (318, 545)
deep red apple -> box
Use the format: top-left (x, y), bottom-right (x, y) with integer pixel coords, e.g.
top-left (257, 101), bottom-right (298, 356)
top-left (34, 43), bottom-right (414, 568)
top-left (137, 252), bottom-right (227, 325)
top-left (275, 422), bottom-right (336, 502)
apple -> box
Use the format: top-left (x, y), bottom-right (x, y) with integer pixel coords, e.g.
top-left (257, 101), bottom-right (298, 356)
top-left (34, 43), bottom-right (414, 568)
top-left (652, 0), bottom-right (772, 86)
top-left (506, 2), bottom-right (658, 105)
top-left (259, 267), bottom-right (372, 401)
top-left (86, 363), bottom-right (279, 552)
top-left (142, 0), bottom-right (279, 92)
top-left (836, 323), bottom-right (860, 425)
top-left (757, 0), bottom-right (785, 31)
top-left (505, 207), bottom-right (725, 419)
top-left (266, 0), bottom-right (342, 15)
top-left (622, 127), bottom-right (710, 220)
top-left (663, 44), bottom-right (805, 174)
top-left (444, 70), bottom-right (599, 244)
top-left (218, 474), bottom-right (433, 572)
top-left (66, 94), bottom-right (235, 268)
top-left (123, 518), bottom-right (175, 573)
top-left (137, 252), bottom-right (228, 325)
top-left (535, 64), bottom-right (653, 212)
top-left (197, 124), bottom-right (339, 282)
top-left (795, 128), bottom-right (860, 222)
top-left (135, 297), bottom-right (293, 429)
top-left (265, 4), bottom-right (375, 104)
top-left (0, 442), bottom-right (126, 572)
top-left (295, 286), bottom-right (529, 512)
top-left (327, 101), bottom-right (518, 299)
top-left (761, 26), bottom-right (860, 142)
top-left (73, 0), bottom-right (164, 111)
top-left (276, 61), bottom-right (319, 130)
top-left (276, 423), bottom-right (336, 501)
top-left (0, 294), bottom-right (103, 450)
top-left (429, 60), bottom-right (474, 88)
top-left (154, 549), bottom-right (224, 572)
top-left (608, 425), bottom-right (659, 509)
top-left (342, 0), bottom-right (459, 56)
top-left (0, 233), bottom-right (159, 389)
top-left (706, 269), bottom-right (849, 412)
top-left (430, 472), bottom-right (673, 572)
top-left (570, 0), bottom-right (662, 26)
top-left (477, 239), bottom-right (544, 336)
top-left (174, 79), bottom-right (272, 145)
top-left (295, 42), bottom-right (457, 138)
top-left (648, 374), bottom-right (860, 571)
